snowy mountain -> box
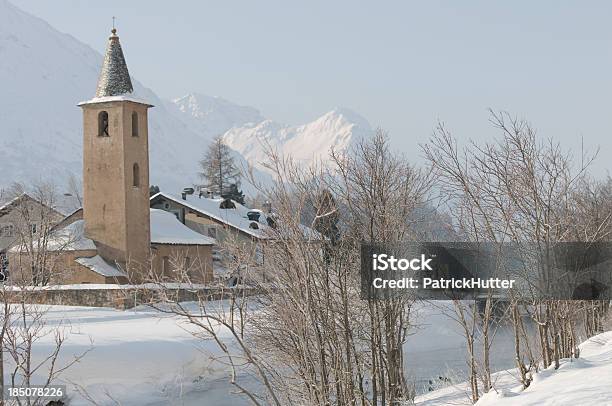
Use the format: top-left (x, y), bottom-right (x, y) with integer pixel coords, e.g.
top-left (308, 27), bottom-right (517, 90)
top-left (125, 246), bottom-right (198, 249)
top-left (0, 0), bottom-right (372, 196)
top-left (170, 93), bottom-right (264, 140)
top-left (221, 108), bottom-right (373, 173)
top-left (171, 92), bottom-right (374, 175)
top-left (0, 0), bottom-right (217, 193)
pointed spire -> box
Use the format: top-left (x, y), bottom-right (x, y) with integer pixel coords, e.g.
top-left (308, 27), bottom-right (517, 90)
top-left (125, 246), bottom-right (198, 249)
top-left (95, 28), bottom-right (134, 97)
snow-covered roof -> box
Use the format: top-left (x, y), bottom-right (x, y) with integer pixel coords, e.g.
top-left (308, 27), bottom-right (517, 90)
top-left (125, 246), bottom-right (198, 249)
top-left (52, 193), bottom-right (82, 216)
top-left (0, 195), bottom-right (22, 214)
top-left (55, 220), bottom-right (96, 251)
top-left (10, 219), bottom-right (96, 253)
top-left (151, 192), bottom-right (272, 239)
top-left (11, 208), bottom-right (215, 251)
top-left (150, 192), bottom-right (322, 241)
top-left (150, 208), bottom-right (215, 245)
top-left (0, 193), bottom-right (81, 218)
top-left (49, 220), bottom-right (96, 251)
top-left (77, 95), bottom-right (153, 107)
top-left (75, 255), bottom-right (127, 278)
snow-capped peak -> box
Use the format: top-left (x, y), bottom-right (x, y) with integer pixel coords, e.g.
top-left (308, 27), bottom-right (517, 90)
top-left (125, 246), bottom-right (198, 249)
top-left (0, 0), bottom-right (373, 195)
top-left (171, 92), bottom-right (264, 138)
top-left (221, 108), bottom-right (373, 173)
top-left (0, 1), bottom-right (210, 191)
top-left (317, 107), bottom-right (372, 131)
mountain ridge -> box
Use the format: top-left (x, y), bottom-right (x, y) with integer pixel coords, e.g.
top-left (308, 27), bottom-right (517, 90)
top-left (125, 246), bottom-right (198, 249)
top-left (0, 0), bottom-right (372, 195)
top-left (220, 107), bottom-right (373, 173)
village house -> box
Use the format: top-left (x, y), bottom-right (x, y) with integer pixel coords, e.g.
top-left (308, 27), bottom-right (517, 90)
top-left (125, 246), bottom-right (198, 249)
top-left (0, 192), bottom-right (81, 275)
top-left (8, 28), bottom-right (215, 285)
top-left (150, 191), bottom-right (275, 245)
top-left (150, 191), bottom-right (276, 279)
top-left (0, 192), bottom-right (81, 253)
top-left (150, 191), bottom-right (321, 278)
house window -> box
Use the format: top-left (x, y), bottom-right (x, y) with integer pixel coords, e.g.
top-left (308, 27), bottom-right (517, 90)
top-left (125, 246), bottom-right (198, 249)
top-left (31, 223), bottom-right (37, 234)
top-left (207, 228), bottom-right (217, 239)
top-left (98, 111), bottom-right (109, 137)
top-left (0, 252), bottom-right (8, 277)
top-left (131, 111), bottom-right (139, 137)
top-left (0, 224), bottom-right (14, 238)
top-left (133, 163), bottom-right (140, 187)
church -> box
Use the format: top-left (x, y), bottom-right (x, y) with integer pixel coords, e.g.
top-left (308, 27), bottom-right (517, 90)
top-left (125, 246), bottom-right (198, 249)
top-left (8, 28), bottom-right (215, 285)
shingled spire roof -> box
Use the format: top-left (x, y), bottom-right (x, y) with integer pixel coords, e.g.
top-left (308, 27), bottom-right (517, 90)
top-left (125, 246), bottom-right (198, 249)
top-left (95, 28), bottom-right (134, 97)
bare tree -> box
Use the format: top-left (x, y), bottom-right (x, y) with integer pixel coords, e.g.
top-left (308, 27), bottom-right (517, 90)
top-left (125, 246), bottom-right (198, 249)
top-left (2, 296), bottom-right (90, 406)
top-left (0, 182), bottom-right (90, 405)
top-left (4, 183), bottom-right (67, 286)
top-left (0, 286), bottom-right (14, 406)
top-left (137, 130), bottom-right (434, 405)
top-left (422, 110), bottom-right (611, 401)
top-left (130, 250), bottom-right (282, 406)
top-left (230, 130), bottom-right (434, 405)
top-left (328, 130), bottom-right (434, 405)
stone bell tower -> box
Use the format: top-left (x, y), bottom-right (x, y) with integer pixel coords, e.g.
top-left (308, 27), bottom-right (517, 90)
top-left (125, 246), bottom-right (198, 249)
top-left (78, 28), bottom-right (152, 275)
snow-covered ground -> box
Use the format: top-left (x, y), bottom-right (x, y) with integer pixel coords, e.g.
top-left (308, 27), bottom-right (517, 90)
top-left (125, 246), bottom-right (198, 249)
top-left (9, 301), bottom-right (484, 405)
top-left (10, 303), bottom-right (254, 405)
top-left (416, 331), bottom-right (612, 406)
top-left (7, 300), bottom-right (612, 405)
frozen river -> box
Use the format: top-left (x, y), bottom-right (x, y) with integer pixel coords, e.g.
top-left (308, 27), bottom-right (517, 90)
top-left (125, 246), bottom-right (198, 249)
top-left (14, 301), bottom-right (540, 405)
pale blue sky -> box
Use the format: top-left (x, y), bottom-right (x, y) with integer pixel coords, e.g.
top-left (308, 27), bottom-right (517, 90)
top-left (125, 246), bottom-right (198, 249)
top-left (11, 0), bottom-right (612, 176)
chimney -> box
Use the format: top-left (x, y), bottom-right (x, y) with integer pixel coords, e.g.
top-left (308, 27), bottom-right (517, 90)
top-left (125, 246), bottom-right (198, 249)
top-left (181, 187), bottom-right (194, 201)
top-left (262, 201), bottom-right (272, 214)
top-left (247, 210), bottom-right (261, 222)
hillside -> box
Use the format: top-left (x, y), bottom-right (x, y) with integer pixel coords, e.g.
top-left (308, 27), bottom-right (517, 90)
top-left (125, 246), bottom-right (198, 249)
top-left (0, 0), bottom-right (373, 195)
top-left (0, 0), bottom-right (216, 192)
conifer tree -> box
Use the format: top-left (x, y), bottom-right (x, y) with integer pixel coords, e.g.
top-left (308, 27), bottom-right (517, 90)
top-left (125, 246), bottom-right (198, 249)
top-left (221, 183), bottom-right (246, 205)
top-left (200, 135), bottom-right (241, 197)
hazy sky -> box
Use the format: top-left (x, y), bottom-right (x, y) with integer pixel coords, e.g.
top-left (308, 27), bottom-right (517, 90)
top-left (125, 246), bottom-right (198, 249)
top-left (11, 0), bottom-right (612, 176)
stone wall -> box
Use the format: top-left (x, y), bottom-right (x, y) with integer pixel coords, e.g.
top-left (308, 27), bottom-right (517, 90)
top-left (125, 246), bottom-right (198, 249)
top-left (5, 285), bottom-right (257, 310)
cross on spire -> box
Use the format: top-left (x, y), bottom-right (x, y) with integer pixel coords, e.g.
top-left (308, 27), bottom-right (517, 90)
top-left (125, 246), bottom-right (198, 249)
top-left (96, 23), bottom-right (133, 97)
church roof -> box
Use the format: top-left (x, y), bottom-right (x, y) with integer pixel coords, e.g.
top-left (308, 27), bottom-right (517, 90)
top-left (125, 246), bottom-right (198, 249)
top-left (75, 255), bottom-right (128, 278)
top-left (95, 28), bottom-right (134, 97)
top-left (150, 209), bottom-right (216, 245)
top-left (79, 29), bottom-right (152, 107)
top-left (9, 219), bottom-right (96, 253)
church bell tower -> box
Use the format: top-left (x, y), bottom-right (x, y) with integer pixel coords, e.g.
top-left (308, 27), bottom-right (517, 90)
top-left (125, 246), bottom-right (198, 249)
top-left (78, 28), bottom-right (152, 275)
